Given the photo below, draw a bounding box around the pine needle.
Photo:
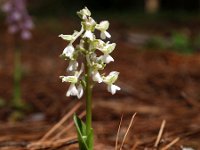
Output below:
[119,113,136,150]
[161,137,180,150]
[154,120,166,147]
[115,114,124,150]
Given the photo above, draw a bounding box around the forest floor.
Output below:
[0,19,200,150]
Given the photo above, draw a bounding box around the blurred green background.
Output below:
[2,0,200,54]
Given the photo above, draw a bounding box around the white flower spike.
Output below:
[60,7,120,100]
[60,7,120,150]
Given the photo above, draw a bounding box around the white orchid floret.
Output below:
[83,30,94,41]
[96,21,111,39]
[96,21,109,31]
[101,31,111,40]
[92,70,103,83]
[61,64,85,99]
[99,54,114,64]
[67,60,78,72]
[60,76,78,83]
[62,44,75,59]
[98,42,116,54]
[61,63,84,83]
[103,71,120,94]
[107,84,120,95]
[66,84,78,97]
[66,83,83,98]
[83,17,96,30]
[77,7,91,20]
[103,71,119,84]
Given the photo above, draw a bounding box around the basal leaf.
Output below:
[73,114,89,150]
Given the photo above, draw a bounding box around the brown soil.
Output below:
[0,20,199,150]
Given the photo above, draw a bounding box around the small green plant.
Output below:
[171,32,193,53]
[59,7,120,150]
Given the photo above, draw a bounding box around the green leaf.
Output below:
[87,128,94,150]
[73,114,89,150]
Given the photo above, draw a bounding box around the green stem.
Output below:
[13,49,22,109]
[85,57,92,137]
[85,54,93,150]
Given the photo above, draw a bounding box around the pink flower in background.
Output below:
[1,0,34,40]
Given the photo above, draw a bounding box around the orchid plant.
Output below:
[1,0,33,112]
[59,7,120,150]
